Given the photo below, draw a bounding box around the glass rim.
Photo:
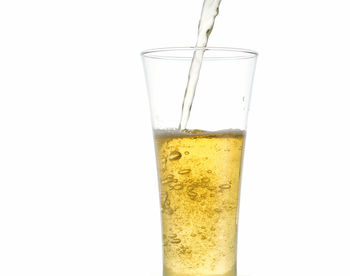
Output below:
[141,47,258,61]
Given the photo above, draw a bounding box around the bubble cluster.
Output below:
[178,245,192,255]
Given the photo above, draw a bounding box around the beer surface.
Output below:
[154,129,245,276]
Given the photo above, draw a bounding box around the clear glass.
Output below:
[142,47,257,276]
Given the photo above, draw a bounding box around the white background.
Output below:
[1,0,350,275]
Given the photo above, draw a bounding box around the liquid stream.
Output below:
[178,0,222,130]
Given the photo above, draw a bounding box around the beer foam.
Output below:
[154,128,245,138]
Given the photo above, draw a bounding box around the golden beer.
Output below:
[154,129,245,276]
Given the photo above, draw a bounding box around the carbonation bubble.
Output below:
[187,191,198,200]
[184,151,189,155]
[178,169,191,175]
[187,185,195,192]
[200,177,210,188]
[167,208,174,215]
[163,193,170,207]
[172,184,184,190]
[179,245,191,255]
[161,158,167,170]
[162,175,175,185]
[169,151,182,161]
[171,238,181,244]
[219,184,231,189]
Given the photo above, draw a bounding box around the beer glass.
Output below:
[141,47,257,276]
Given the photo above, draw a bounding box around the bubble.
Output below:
[219,184,231,189]
[162,192,171,208]
[179,245,191,254]
[161,158,167,171]
[190,233,197,237]
[169,234,177,239]
[187,191,198,200]
[184,151,189,155]
[162,175,175,185]
[200,177,210,188]
[167,179,178,189]
[166,208,174,215]
[207,170,212,173]
[207,186,216,191]
[180,245,192,255]
[171,238,181,244]
[214,208,222,213]
[169,151,182,161]
[172,184,184,190]
[187,185,195,192]
[178,169,191,175]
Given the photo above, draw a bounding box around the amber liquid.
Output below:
[154,129,245,276]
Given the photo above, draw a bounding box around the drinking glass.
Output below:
[141,47,257,276]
